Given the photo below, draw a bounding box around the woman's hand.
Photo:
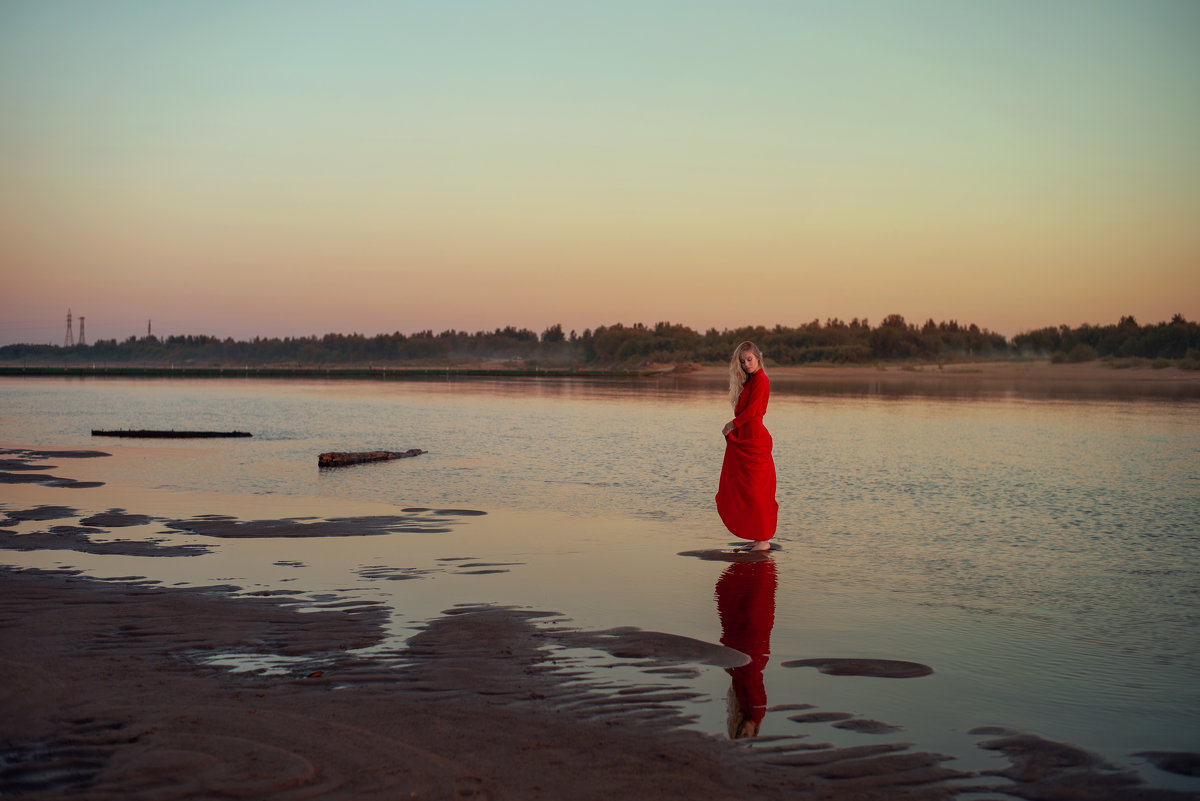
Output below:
[722,421,735,437]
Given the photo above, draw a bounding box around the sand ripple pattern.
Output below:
[5,569,1193,800]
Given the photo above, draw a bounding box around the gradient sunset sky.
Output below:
[2,1,1197,346]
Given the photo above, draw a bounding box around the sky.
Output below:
[1,0,1198,346]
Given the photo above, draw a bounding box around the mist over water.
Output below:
[2,375,1198,782]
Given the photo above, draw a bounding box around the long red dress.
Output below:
[716,558,777,728]
[715,369,778,542]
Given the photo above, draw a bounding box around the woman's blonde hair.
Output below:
[725,686,760,739]
[728,341,764,410]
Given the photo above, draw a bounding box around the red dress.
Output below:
[715,369,778,542]
[716,559,778,725]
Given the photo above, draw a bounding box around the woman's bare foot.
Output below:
[749,540,771,552]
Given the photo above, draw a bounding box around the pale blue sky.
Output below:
[2,1,1197,344]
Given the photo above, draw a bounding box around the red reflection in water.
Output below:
[716,558,777,738]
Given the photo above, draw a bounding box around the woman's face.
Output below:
[739,349,760,374]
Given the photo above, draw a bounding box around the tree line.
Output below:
[1011,315,1198,364]
[2,314,1197,368]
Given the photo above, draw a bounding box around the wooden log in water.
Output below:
[91,429,252,438]
[318,449,426,468]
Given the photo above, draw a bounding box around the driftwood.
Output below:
[318,449,425,468]
[92,429,252,439]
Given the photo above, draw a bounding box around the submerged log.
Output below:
[92,429,252,438]
[318,449,425,468]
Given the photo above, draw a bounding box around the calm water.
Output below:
[2,375,1198,787]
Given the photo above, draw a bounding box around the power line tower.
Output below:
[64,309,74,347]
[78,316,86,346]
[147,319,152,338]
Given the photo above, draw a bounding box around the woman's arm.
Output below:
[730,374,769,430]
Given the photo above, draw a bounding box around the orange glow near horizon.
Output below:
[1,2,1197,345]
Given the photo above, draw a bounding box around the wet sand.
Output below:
[0,567,937,800]
[9,567,1198,800]
[2,448,1198,799]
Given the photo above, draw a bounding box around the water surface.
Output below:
[1,375,1197,788]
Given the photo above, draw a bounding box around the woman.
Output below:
[716,341,778,551]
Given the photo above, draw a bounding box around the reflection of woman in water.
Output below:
[716,341,778,551]
[716,558,778,738]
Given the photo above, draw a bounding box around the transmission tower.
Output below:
[147,319,152,338]
[78,316,86,346]
[64,309,74,347]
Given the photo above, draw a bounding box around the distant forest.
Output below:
[3,314,1198,369]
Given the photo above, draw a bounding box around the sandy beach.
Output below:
[0,566,940,801]
[5,562,1195,801]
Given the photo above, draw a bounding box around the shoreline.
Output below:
[0,364,653,379]
[1,359,1199,386]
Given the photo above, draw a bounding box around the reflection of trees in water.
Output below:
[715,558,777,739]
